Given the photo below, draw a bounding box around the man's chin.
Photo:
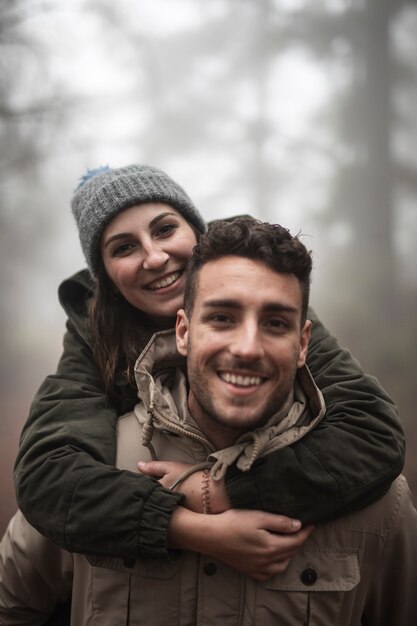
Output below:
[215,410,266,432]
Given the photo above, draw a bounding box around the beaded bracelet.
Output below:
[202,468,212,514]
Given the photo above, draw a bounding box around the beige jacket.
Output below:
[1,331,416,625]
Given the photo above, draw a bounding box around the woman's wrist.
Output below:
[137,459,231,514]
[179,470,231,514]
[168,506,212,551]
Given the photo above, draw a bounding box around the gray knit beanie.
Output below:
[71,164,206,276]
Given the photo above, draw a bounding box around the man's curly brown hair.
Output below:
[183,217,312,324]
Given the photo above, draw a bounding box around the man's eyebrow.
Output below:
[202,299,298,314]
[202,299,242,309]
[262,303,298,315]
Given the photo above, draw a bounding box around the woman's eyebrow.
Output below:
[103,232,131,248]
[103,212,177,248]
[148,212,178,228]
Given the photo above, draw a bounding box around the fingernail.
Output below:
[291,519,302,530]
[138,461,146,469]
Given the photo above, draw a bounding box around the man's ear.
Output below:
[297,319,311,368]
[176,309,189,356]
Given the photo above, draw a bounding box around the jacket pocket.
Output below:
[263,548,360,592]
[252,549,360,625]
[86,555,182,626]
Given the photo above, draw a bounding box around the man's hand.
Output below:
[138,460,231,513]
[168,507,314,581]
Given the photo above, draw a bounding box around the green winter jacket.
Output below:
[14,269,405,561]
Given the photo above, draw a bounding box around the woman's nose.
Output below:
[142,245,169,270]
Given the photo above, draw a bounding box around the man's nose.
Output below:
[142,245,169,270]
[229,321,264,360]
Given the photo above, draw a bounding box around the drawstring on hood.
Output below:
[142,409,157,461]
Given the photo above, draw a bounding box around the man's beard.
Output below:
[186,354,297,438]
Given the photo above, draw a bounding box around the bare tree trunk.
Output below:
[362,0,397,318]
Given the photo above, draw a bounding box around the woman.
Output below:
[14,164,404,566]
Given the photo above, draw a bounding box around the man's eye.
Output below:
[265,319,287,330]
[210,314,233,324]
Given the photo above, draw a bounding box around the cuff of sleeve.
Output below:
[137,484,184,559]
[224,464,262,510]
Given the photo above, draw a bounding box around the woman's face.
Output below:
[101,203,198,321]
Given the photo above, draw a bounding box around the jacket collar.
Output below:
[134,330,326,475]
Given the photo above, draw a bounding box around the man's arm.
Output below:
[0,511,73,625]
[362,475,417,625]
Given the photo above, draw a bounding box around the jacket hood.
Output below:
[58,269,95,344]
[134,329,326,479]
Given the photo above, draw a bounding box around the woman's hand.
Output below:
[138,460,194,489]
[168,506,314,581]
[138,460,231,513]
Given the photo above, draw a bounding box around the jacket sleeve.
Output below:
[225,308,405,523]
[363,475,417,625]
[14,319,183,560]
[0,510,72,625]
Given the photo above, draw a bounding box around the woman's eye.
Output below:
[112,242,135,256]
[156,223,177,237]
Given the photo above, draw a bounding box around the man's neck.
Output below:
[186,391,249,449]
[186,388,294,450]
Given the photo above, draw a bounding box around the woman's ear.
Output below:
[176,309,189,356]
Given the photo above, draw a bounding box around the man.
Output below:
[1,217,416,625]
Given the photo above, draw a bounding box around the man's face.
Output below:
[176,255,311,449]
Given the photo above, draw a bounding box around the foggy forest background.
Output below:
[1,0,417,534]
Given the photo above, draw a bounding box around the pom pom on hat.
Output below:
[75,165,111,191]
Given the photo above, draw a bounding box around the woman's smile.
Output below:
[144,269,183,291]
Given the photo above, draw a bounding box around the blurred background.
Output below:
[1,0,416,534]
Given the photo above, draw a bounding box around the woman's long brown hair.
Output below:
[88,222,202,398]
[88,263,153,400]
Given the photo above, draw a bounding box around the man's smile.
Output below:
[218,371,266,388]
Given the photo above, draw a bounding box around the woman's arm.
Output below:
[14,319,182,561]
[140,308,404,523]
[13,269,307,565]
[14,296,404,561]
[223,308,405,523]
[168,507,313,581]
